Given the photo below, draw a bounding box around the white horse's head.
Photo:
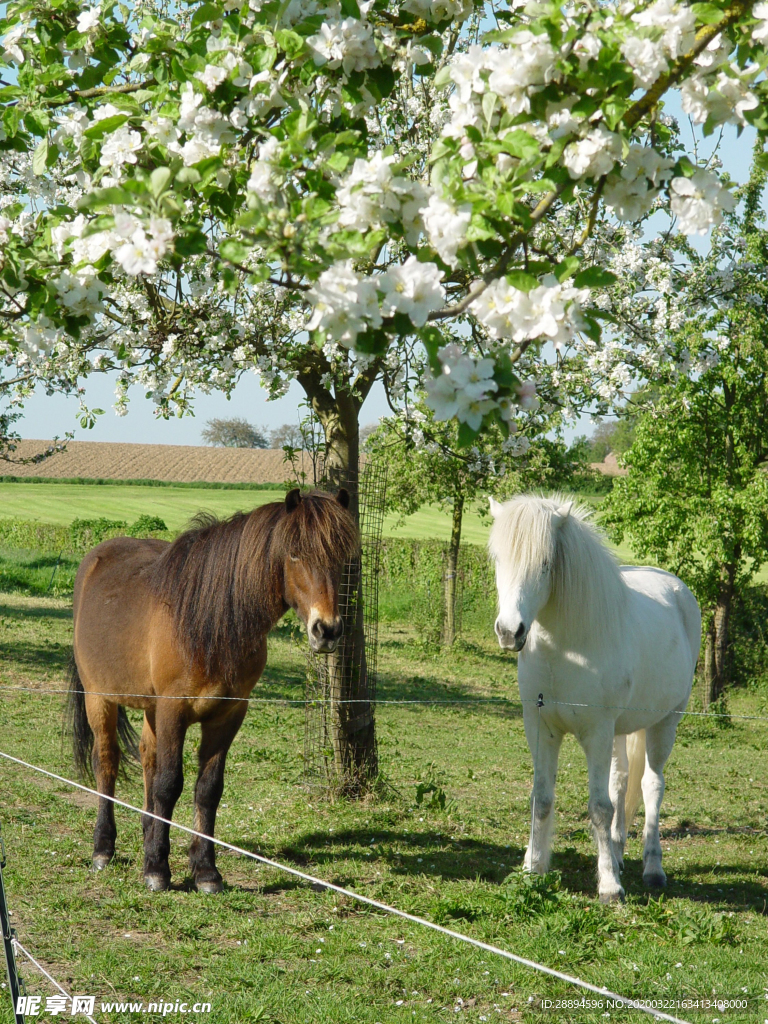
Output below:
[488,495,573,651]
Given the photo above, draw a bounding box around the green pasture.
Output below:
[0,480,638,558]
[0,588,767,1024]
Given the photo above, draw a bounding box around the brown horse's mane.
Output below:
[147,491,359,685]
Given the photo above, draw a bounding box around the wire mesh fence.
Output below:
[303,460,387,792]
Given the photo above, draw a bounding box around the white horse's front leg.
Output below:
[582,727,624,902]
[523,722,563,875]
[641,715,678,889]
[609,735,628,871]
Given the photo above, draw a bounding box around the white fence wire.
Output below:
[1,684,766,722]
[12,938,99,1024]
[0,748,695,1024]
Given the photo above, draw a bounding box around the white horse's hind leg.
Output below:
[609,735,628,871]
[641,715,678,889]
[523,725,563,875]
[581,727,624,903]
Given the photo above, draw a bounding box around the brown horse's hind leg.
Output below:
[140,711,157,846]
[189,705,248,894]
[143,705,187,892]
[86,695,120,871]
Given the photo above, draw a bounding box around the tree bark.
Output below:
[314,395,377,792]
[703,566,735,708]
[443,491,464,646]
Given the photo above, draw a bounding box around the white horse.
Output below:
[489,494,701,902]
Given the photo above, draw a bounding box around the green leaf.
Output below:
[500,129,540,161]
[77,187,135,210]
[150,167,173,197]
[2,106,20,139]
[275,29,304,58]
[191,3,223,26]
[690,2,725,24]
[83,114,129,139]
[32,138,49,176]
[554,256,580,282]
[482,90,498,128]
[573,267,617,288]
[433,64,453,90]
[219,238,252,263]
[505,270,538,292]
[457,420,479,448]
[24,108,51,136]
[419,326,444,375]
[175,167,202,185]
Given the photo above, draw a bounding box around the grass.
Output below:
[0,481,639,556]
[0,587,767,1024]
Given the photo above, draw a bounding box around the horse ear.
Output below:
[336,487,350,509]
[489,496,503,519]
[285,488,302,512]
[555,501,573,526]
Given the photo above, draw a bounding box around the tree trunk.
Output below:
[315,395,378,793]
[443,492,464,646]
[703,566,735,708]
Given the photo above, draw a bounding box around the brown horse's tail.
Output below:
[65,655,140,780]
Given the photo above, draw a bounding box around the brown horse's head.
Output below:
[279,488,358,653]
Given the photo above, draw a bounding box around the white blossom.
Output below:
[307,17,380,75]
[621,36,668,89]
[563,126,621,179]
[471,275,588,349]
[753,2,768,43]
[196,64,229,91]
[307,261,382,347]
[380,257,445,327]
[99,127,142,169]
[76,7,101,33]
[670,170,735,235]
[425,344,498,429]
[421,195,471,267]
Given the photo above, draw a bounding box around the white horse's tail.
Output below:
[624,729,646,827]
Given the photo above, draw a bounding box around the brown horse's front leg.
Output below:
[143,707,187,892]
[86,696,120,871]
[189,704,248,894]
[140,711,157,846]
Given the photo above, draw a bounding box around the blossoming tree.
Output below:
[601,146,768,708]
[2,0,768,781]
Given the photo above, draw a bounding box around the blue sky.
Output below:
[16,95,758,446]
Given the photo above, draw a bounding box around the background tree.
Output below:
[584,416,638,464]
[368,388,580,645]
[269,424,305,450]
[602,150,768,707]
[201,417,268,448]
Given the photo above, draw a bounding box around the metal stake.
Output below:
[0,825,24,1023]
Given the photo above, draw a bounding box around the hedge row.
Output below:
[0,516,171,554]
[0,517,495,595]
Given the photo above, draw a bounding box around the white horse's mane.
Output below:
[489,493,627,640]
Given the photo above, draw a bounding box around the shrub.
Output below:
[126,514,168,536]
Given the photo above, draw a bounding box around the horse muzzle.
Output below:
[495,618,528,652]
[308,616,343,654]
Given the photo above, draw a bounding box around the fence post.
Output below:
[0,824,25,1023]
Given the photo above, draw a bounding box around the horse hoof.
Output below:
[643,871,667,890]
[92,854,112,871]
[195,879,223,895]
[599,889,625,904]
[144,873,170,892]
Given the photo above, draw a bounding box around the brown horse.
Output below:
[67,488,358,893]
